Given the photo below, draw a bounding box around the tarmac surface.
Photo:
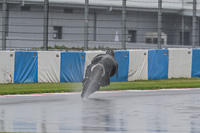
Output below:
[0,88,200,133]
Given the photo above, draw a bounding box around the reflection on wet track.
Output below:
[0,89,200,133]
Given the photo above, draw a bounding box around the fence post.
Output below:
[181,12,184,45]
[43,0,49,51]
[2,0,7,50]
[84,0,89,51]
[93,12,97,41]
[192,0,197,48]
[122,0,126,50]
[157,0,162,49]
[181,0,184,46]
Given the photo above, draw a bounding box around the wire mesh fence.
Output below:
[0,0,199,50]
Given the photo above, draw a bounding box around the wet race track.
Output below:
[0,89,200,133]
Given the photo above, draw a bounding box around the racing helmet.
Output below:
[106,49,115,57]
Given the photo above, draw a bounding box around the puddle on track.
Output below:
[0,89,200,133]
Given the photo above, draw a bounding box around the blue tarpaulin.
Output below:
[148,49,168,80]
[14,51,38,83]
[60,52,86,82]
[111,50,129,82]
[192,49,200,78]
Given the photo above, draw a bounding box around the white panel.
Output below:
[0,51,15,83]
[38,51,61,83]
[84,51,106,76]
[128,50,148,81]
[168,48,192,78]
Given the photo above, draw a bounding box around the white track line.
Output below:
[0,88,200,98]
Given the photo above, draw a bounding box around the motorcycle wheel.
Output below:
[81,65,102,99]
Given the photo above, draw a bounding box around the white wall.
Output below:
[128,50,148,81]
[168,48,192,78]
[0,51,15,83]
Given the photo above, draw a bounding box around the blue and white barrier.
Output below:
[148,49,168,80]
[60,51,85,82]
[168,48,192,79]
[0,51,15,83]
[192,49,200,78]
[1,49,200,84]
[128,50,148,81]
[14,51,38,83]
[38,51,60,83]
[111,50,129,82]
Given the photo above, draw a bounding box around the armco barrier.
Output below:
[1,49,200,84]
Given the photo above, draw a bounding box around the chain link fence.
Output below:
[0,0,199,50]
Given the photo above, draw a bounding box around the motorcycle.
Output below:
[81,65,103,99]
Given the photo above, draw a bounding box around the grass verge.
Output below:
[0,78,200,95]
